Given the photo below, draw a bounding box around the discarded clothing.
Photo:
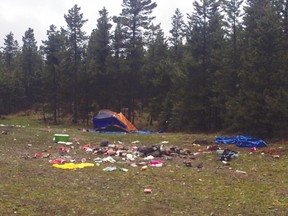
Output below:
[214,135,268,148]
[220,149,238,161]
[102,166,117,172]
[52,163,95,170]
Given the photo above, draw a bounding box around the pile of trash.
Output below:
[49,140,201,168]
[23,133,280,173]
[25,134,228,170]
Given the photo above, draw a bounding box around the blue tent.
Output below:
[93,110,137,132]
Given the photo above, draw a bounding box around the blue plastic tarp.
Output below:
[214,135,268,148]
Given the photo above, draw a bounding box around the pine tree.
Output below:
[110,17,130,111]
[226,0,284,137]
[184,0,225,130]
[3,32,19,68]
[115,0,157,122]
[21,28,42,105]
[223,0,244,70]
[169,8,185,61]
[143,28,170,125]
[64,4,87,123]
[1,32,23,113]
[42,25,65,123]
[219,0,244,122]
[86,7,112,110]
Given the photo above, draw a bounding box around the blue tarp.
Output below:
[214,135,268,148]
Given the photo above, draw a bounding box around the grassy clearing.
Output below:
[0,114,287,216]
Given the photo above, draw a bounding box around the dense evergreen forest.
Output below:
[0,0,288,137]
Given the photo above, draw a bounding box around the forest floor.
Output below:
[0,113,287,216]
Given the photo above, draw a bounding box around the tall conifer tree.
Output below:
[115,0,157,122]
[64,4,87,123]
[21,28,42,105]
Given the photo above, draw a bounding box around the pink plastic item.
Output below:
[149,160,163,167]
[144,188,152,193]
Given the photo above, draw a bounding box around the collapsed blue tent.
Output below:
[214,135,268,148]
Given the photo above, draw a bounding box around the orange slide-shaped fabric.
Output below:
[115,112,137,131]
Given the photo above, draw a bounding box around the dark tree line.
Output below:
[1,0,288,137]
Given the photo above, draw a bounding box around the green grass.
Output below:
[0,114,287,216]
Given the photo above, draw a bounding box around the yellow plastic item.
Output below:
[52,163,95,170]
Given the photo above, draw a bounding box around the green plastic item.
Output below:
[54,134,70,143]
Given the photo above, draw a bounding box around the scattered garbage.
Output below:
[119,167,129,172]
[53,134,70,143]
[272,155,280,159]
[80,143,91,150]
[42,153,51,158]
[207,145,219,151]
[94,157,103,164]
[34,153,41,158]
[196,163,203,169]
[25,132,285,175]
[235,170,247,174]
[222,161,229,165]
[49,158,66,164]
[183,161,192,167]
[140,165,148,170]
[57,141,73,146]
[143,155,154,160]
[149,160,163,167]
[126,153,136,161]
[130,163,138,168]
[103,166,117,172]
[219,149,238,161]
[102,156,116,163]
[53,163,95,170]
[100,140,109,147]
[144,188,152,194]
[216,149,224,155]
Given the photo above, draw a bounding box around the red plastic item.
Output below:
[49,158,65,164]
[80,143,91,150]
[34,153,41,158]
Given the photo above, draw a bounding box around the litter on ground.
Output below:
[53,163,95,170]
